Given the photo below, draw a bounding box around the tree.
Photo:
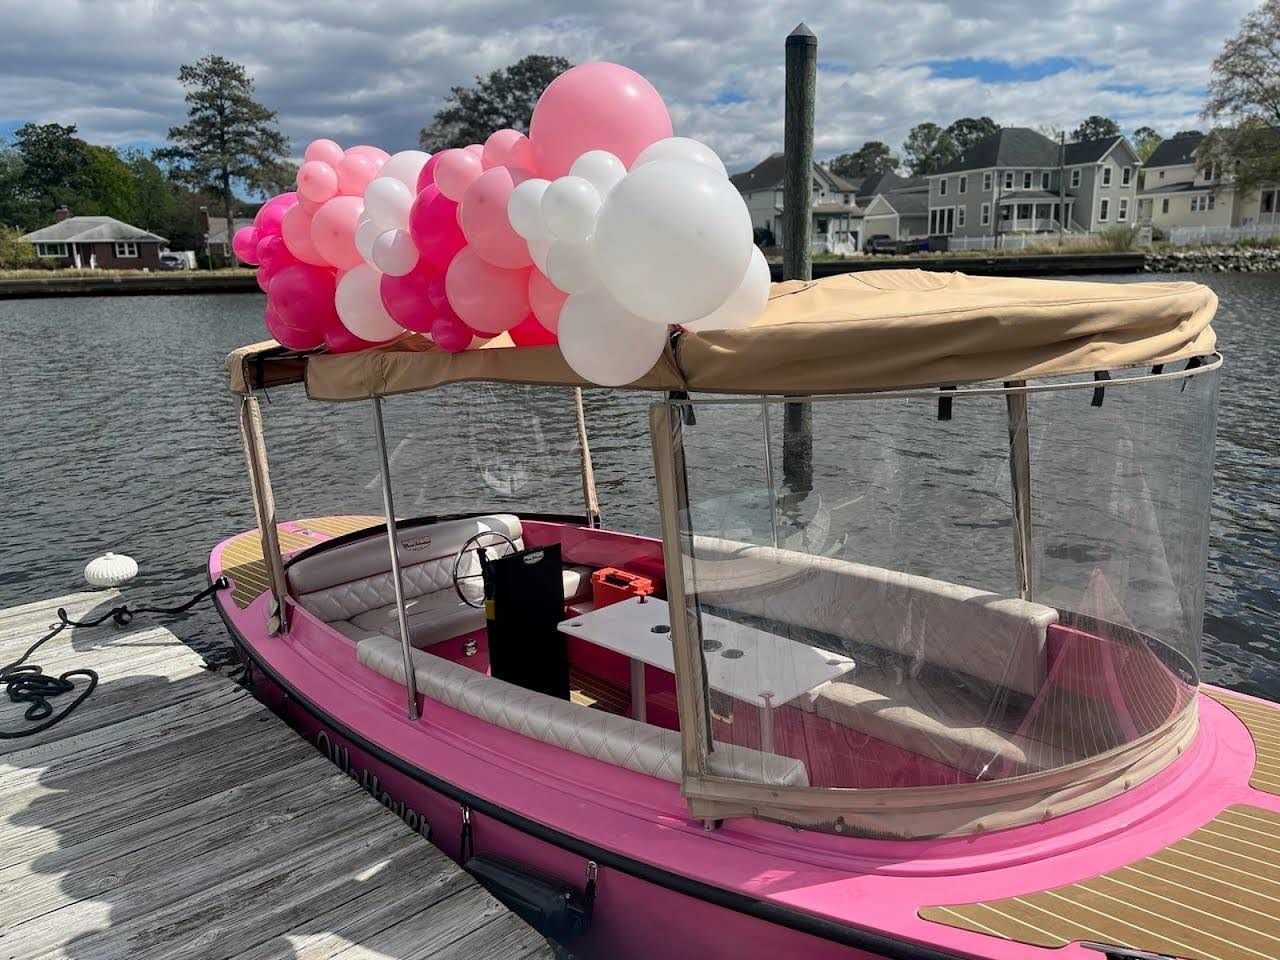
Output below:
[827,141,898,180]
[1132,125,1163,161]
[1070,115,1122,142]
[1172,129,1204,139]
[79,146,139,221]
[419,55,572,151]
[0,225,37,269]
[944,116,999,154]
[12,123,89,216]
[1202,0,1280,192]
[902,122,957,176]
[159,55,289,262]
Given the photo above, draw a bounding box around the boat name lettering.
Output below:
[316,729,431,839]
[401,536,432,551]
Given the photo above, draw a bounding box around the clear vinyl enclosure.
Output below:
[655,360,1219,836]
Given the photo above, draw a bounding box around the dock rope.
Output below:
[0,578,229,739]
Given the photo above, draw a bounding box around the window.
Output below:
[957,206,966,227]
[35,242,68,258]
[1121,166,1132,186]
[1190,195,1216,213]
[1118,198,1128,221]
[1102,166,1113,187]
[1041,171,1051,190]
[1023,171,1033,189]
[939,178,948,197]
[1158,171,1165,180]
[1263,190,1276,214]
[1099,198,1110,221]
[1004,171,1015,190]
[958,175,967,194]
[983,171,993,191]
[1161,198,1170,214]
[1201,165,1215,182]
[928,207,956,235]
[981,202,991,225]
[114,241,139,258]
[1071,168,1081,188]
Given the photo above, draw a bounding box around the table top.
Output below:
[558,596,854,708]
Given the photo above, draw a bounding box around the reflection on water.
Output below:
[0,274,1275,697]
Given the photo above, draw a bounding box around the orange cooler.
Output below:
[591,567,656,608]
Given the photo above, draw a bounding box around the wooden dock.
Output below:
[0,590,553,960]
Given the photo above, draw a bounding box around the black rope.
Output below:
[0,577,230,740]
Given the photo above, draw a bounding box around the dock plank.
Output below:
[0,590,551,960]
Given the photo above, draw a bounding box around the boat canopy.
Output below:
[227,270,1217,399]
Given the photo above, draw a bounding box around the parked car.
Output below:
[863,234,897,255]
[158,253,188,271]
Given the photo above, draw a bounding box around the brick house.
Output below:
[21,208,167,269]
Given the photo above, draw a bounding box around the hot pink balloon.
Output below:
[255,235,296,292]
[426,274,450,314]
[322,311,380,353]
[266,263,337,347]
[336,150,383,196]
[528,268,568,333]
[509,313,558,346]
[264,304,324,351]
[281,205,328,266]
[445,247,530,335]
[433,148,484,202]
[407,185,466,271]
[417,154,441,193]
[459,166,533,269]
[430,312,474,353]
[297,160,338,203]
[483,129,536,172]
[311,195,365,270]
[530,62,673,177]
[304,139,344,166]
[379,261,439,333]
[254,192,297,239]
[232,226,261,264]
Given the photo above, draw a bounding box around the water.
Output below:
[0,274,1276,697]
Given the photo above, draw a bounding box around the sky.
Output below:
[0,0,1257,173]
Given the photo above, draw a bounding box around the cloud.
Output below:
[0,0,1255,172]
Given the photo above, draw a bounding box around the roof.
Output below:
[1062,137,1125,165]
[813,201,860,214]
[21,216,167,244]
[855,171,912,199]
[998,190,1075,202]
[935,128,1060,174]
[207,216,256,246]
[730,154,857,194]
[1145,134,1204,168]
[876,186,929,216]
[228,271,1216,400]
[1138,181,1214,196]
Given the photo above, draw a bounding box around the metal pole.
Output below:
[371,397,420,720]
[1058,132,1066,247]
[760,398,779,548]
[1005,384,1033,600]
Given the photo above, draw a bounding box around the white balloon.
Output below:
[546,240,598,294]
[508,178,550,240]
[355,216,381,264]
[372,228,419,276]
[569,150,626,197]
[379,149,431,190]
[592,160,752,325]
[335,264,403,342]
[559,289,669,386]
[632,137,728,178]
[528,237,552,275]
[363,177,414,231]
[685,246,771,332]
[541,176,601,242]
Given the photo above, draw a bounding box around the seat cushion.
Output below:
[351,591,487,649]
[561,564,595,603]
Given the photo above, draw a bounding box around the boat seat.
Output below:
[357,635,809,788]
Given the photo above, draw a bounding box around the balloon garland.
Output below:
[237,61,770,386]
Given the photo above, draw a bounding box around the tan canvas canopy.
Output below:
[228,269,1217,399]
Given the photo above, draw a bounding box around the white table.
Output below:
[559,597,854,752]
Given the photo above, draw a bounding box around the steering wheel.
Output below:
[452,531,519,607]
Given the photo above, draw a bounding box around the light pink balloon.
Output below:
[310,195,366,270]
[465,143,485,160]
[417,154,441,193]
[529,62,673,178]
[528,268,568,333]
[407,185,466,271]
[297,161,338,203]
[379,261,439,333]
[347,144,391,165]
[444,247,530,334]
[434,149,484,202]
[298,195,323,215]
[304,139,344,166]
[254,192,297,239]
[459,166,533,269]
[281,205,329,266]
[483,129,536,172]
[233,226,261,264]
[336,151,383,197]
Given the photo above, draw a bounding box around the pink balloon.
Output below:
[430,312,474,353]
[254,192,297,238]
[304,139,344,166]
[264,304,324,351]
[336,151,383,196]
[298,195,322,215]
[445,247,530,335]
[407,185,466,271]
[322,312,381,353]
[310,195,365,270]
[426,274,450,314]
[465,143,485,159]
[417,154,441,193]
[297,161,338,203]
[232,226,261,264]
[379,261,439,333]
[530,62,673,177]
[255,235,296,292]
[509,313,558,346]
[347,144,391,165]
[528,268,568,333]
[281,205,329,266]
[483,129,536,172]
[459,166,533,269]
[434,148,484,201]
[266,263,337,348]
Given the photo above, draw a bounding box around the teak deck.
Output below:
[0,590,553,960]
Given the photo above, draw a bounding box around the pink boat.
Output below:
[213,271,1279,960]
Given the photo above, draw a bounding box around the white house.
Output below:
[731,154,860,252]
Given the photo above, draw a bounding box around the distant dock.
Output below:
[0,271,259,299]
[0,589,552,960]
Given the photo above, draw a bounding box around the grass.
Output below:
[0,267,256,280]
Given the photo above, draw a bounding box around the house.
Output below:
[201,207,256,263]
[730,153,860,252]
[852,171,913,208]
[924,128,1140,244]
[1137,132,1280,234]
[20,208,167,269]
[860,180,929,243]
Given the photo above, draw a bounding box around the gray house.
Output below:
[860,179,929,243]
[924,128,1140,245]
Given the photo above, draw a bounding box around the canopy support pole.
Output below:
[370,397,420,721]
[573,387,602,528]
[760,398,780,548]
[1006,384,1033,600]
[238,395,290,635]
